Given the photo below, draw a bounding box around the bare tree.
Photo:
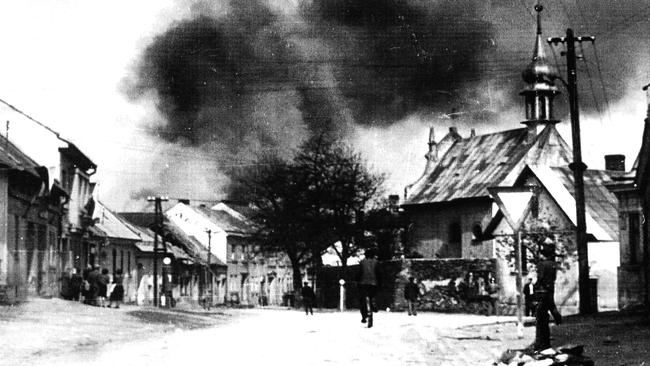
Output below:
[230,136,385,290]
[294,136,385,270]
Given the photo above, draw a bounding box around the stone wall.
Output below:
[316,258,498,314]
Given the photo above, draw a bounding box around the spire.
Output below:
[425,127,437,165]
[533,4,546,60]
[522,4,559,88]
[520,2,560,143]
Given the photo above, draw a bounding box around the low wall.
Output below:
[316,258,498,314]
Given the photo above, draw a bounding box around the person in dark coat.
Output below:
[98,268,110,307]
[404,277,419,316]
[60,269,72,300]
[70,268,83,302]
[534,242,562,351]
[358,249,380,326]
[108,269,125,308]
[84,266,100,306]
[524,277,535,316]
[301,282,315,315]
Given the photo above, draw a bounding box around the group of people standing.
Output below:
[60,266,125,308]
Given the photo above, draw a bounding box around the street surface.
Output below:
[0,299,533,366]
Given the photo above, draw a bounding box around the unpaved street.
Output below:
[7,300,531,366]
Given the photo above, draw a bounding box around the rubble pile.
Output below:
[494,345,594,366]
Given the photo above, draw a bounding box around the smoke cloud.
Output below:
[125,0,649,197]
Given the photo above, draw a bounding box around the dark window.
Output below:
[629,213,640,264]
[471,223,482,242]
[128,252,131,274]
[449,222,462,244]
[112,248,117,273]
[449,222,462,257]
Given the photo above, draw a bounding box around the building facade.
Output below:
[165,202,293,306]
[0,135,67,302]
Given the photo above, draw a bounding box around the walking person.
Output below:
[70,268,83,302]
[404,277,420,316]
[108,269,125,309]
[301,282,315,315]
[98,268,110,307]
[486,273,499,315]
[86,266,100,306]
[60,268,72,300]
[534,241,562,351]
[524,277,535,317]
[358,248,380,327]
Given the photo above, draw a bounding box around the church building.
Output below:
[402,5,572,260]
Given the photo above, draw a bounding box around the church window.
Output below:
[449,222,462,257]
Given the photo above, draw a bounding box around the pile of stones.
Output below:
[494,345,594,366]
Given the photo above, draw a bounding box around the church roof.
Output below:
[546,166,619,241]
[404,125,571,205]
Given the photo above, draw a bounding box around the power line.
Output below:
[589,41,613,124]
[578,43,604,127]
[0,98,70,144]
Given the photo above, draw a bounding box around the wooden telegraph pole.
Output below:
[147,196,168,307]
[205,229,212,310]
[548,29,595,314]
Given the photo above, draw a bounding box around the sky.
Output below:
[0,0,647,211]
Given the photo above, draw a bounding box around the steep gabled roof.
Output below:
[404,125,572,205]
[156,221,224,265]
[119,211,224,266]
[196,204,258,236]
[0,134,44,179]
[485,165,619,242]
[93,201,142,241]
[547,166,619,241]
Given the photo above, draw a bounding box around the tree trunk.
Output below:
[288,254,302,308]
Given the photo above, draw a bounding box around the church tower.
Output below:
[520,4,560,142]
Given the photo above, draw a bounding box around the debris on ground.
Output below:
[493,344,594,366]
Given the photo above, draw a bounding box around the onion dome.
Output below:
[521,4,560,92]
[520,3,560,127]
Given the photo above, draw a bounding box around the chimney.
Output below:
[178,199,190,205]
[604,154,625,172]
[449,126,458,134]
[388,194,399,207]
[470,129,476,138]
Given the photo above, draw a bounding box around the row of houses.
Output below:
[0,128,294,306]
[399,8,650,313]
[0,135,96,302]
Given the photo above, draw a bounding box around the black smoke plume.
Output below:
[127,0,649,155]
[127,0,498,151]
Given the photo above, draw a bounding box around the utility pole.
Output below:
[147,196,168,307]
[548,29,595,314]
[205,229,212,310]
